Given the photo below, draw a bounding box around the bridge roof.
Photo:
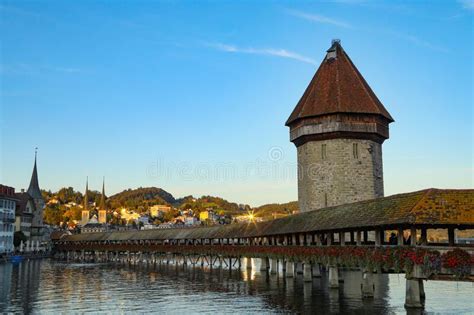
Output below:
[62,189,474,243]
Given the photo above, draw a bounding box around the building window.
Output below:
[321,144,327,160]
[353,143,359,159]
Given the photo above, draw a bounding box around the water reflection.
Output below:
[0,259,473,314]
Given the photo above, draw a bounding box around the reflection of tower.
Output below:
[81,177,89,225]
[28,149,45,241]
[98,177,107,224]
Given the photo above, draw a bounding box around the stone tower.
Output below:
[81,177,90,225]
[27,149,45,241]
[286,40,394,212]
[98,177,107,224]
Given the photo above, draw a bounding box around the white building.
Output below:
[185,216,199,226]
[0,185,17,254]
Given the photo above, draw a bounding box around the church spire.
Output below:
[99,177,106,210]
[27,147,43,200]
[83,177,89,210]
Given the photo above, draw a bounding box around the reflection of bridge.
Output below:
[54,188,474,309]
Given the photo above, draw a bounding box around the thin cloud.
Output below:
[287,9,352,28]
[208,43,317,65]
[382,30,450,53]
[458,0,474,10]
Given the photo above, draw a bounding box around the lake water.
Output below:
[0,259,472,314]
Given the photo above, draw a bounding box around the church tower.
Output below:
[98,177,107,224]
[28,149,45,241]
[81,178,90,225]
[286,40,394,212]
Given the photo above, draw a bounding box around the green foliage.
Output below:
[163,208,179,222]
[253,201,299,219]
[108,187,176,211]
[43,205,65,226]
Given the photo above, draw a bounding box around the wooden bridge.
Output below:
[54,188,474,309]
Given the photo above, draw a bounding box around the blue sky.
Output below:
[1,0,472,206]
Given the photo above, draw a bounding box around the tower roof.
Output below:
[286,40,394,126]
[27,149,43,200]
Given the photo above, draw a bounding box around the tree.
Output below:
[43,206,64,226]
[163,208,179,222]
[63,206,82,222]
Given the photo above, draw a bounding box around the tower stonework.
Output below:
[287,40,393,212]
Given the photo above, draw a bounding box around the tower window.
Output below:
[353,143,359,159]
[321,144,327,160]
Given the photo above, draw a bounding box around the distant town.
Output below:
[43,182,297,235]
[0,154,298,256]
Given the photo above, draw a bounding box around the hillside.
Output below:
[108,187,176,209]
[254,201,299,219]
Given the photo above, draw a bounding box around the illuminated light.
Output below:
[247,211,255,222]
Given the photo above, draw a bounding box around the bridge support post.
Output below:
[312,263,321,277]
[316,234,322,246]
[398,227,404,246]
[356,231,362,246]
[328,266,339,289]
[270,259,278,274]
[285,261,294,278]
[361,270,375,298]
[375,229,382,246]
[410,227,417,246]
[327,233,333,246]
[260,257,269,271]
[246,257,252,270]
[296,262,304,274]
[448,227,455,246]
[405,278,424,309]
[420,228,427,246]
[303,263,312,282]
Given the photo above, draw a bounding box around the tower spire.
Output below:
[99,176,106,210]
[27,147,42,199]
[83,177,89,210]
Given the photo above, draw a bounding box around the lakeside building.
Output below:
[199,210,219,223]
[0,185,17,254]
[14,191,35,239]
[150,205,171,218]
